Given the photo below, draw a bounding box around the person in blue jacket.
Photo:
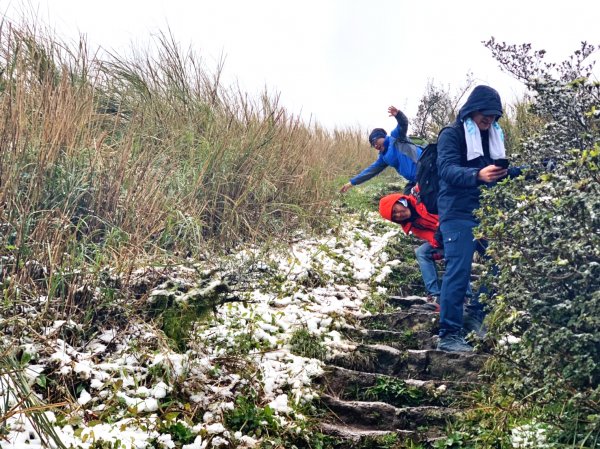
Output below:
[436,85,521,352]
[340,106,421,195]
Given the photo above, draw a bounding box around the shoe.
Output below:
[437,333,473,352]
[413,302,440,312]
[463,307,487,339]
[426,294,440,304]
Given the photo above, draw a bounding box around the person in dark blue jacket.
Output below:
[340,106,421,195]
[436,85,521,352]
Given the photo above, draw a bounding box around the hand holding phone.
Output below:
[478,161,510,182]
[494,158,509,169]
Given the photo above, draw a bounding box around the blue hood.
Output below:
[457,85,503,122]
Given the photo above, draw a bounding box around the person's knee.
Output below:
[415,244,427,259]
[415,245,423,257]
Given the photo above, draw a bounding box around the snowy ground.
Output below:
[0,211,403,448]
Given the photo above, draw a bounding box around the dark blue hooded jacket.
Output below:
[436,85,520,223]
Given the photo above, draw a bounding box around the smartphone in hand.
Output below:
[494,158,509,169]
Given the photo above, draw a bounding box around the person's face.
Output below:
[391,202,411,223]
[471,112,497,131]
[373,137,385,152]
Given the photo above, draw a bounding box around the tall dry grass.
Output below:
[0,19,372,434]
[0,18,371,277]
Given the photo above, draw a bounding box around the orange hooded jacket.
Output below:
[379,191,440,248]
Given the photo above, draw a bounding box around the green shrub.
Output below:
[477,39,600,446]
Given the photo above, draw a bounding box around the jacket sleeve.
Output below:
[350,156,388,185]
[437,127,480,187]
[390,110,409,141]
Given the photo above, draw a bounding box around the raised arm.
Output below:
[388,106,409,141]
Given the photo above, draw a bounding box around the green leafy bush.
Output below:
[477,40,600,446]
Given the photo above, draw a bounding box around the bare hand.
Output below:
[388,106,399,117]
[477,165,508,183]
[339,182,353,193]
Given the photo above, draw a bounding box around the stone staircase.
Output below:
[314,295,488,448]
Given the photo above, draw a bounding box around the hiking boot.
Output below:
[463,307,487,339]
[413,302,440,312]
[437,333,473,352]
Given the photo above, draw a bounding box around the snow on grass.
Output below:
[0,212,402,448]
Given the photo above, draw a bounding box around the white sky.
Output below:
[3,0,600,132]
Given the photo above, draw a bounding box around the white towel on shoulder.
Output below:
[463,118,505,161]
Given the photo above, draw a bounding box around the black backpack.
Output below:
[413,126,459,215]
[414,142,440,214]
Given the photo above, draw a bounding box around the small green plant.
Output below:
[163,421,195,445]
[356,432,400,449]
[224,392,278,437]
[432,431,472,448]
[360,377,425,407]
[88,440,124,449]
[316,244,348,266]
[378,238,427,297]
[230,329,272,355]
[362,292,396,314]
[146,286,215,352]
[288,327,326,360]
[297,263,330,289]
[397,330,418,349]
[354,232,373,249]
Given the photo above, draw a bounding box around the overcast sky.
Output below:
[4,0,600,132]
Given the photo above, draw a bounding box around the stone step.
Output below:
[362,329,437,350]
[316,365,473,407]
[318,422,413,446]
[361,310,439,333]
[341,327,436,350]
[321,394,458,431]
[319,422,445,449]
[327,344,487,381]
[387,295,430,309]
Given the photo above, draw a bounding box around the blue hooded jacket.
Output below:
[436,85,520,223]
[350,110,422,185]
